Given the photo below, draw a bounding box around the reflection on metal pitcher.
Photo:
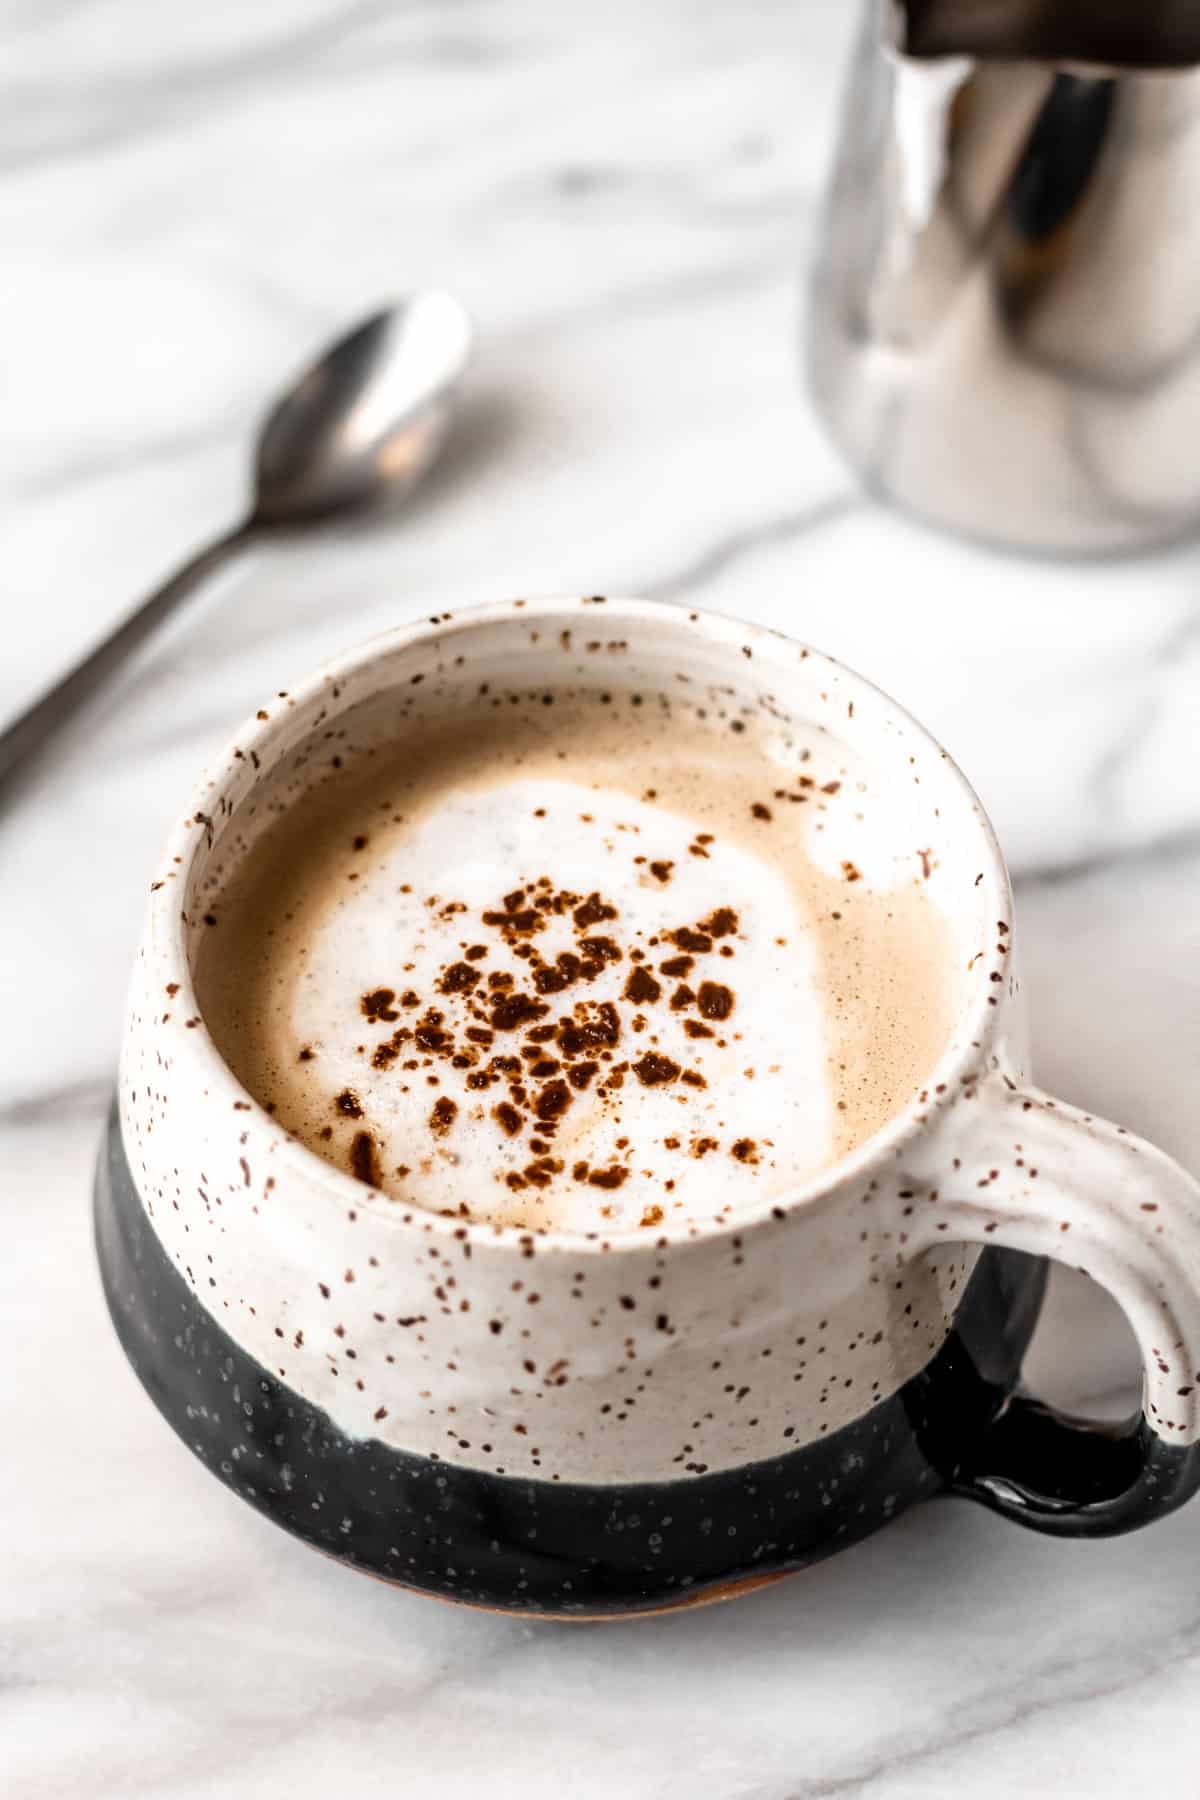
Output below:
[809,0,1200,552]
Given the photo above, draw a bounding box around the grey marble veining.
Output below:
[3,3,1200,1795]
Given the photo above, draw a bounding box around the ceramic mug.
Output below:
[96,597,1200,1619]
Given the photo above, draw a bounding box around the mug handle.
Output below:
[902,1078,1200,1535]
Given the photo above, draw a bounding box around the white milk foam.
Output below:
[196,694,956,1232]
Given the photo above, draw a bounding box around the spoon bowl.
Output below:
[253,292,474,526]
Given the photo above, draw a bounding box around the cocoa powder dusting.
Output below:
[574,892,618,929]
[490,992,550,1031]
[325,840,759,1209]
[361,988,398,1022]
[439,961,481,995]
[429,1096,458,1137]
[535,1079,572,1123]
[700,907,739,938]
[669,926,712,954]
[624,964,662,1004]
[697,981,734,1021]
[350,1131,382,1186]
[587,1165,630,1190]
[633,1052,680,1087]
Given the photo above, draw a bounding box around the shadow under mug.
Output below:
[96,597,1200,1618]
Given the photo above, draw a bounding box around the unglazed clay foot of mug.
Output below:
[96,597,1200,1617]
[341,1553,793,1622]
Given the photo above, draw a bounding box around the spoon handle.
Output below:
[0,520,252,799]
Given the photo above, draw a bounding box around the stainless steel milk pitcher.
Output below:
[808,1,1200,552]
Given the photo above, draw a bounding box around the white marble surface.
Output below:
[4,3,1200,1795]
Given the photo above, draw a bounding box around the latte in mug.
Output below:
[197,678,957,1232]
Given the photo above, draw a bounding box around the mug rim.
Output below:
[140,594,1012,1255]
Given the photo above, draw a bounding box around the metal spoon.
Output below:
[0,291,473,794]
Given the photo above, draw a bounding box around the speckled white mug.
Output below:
[96,597,1200,1618]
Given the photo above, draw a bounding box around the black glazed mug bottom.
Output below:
[95,1105,1047,1619]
